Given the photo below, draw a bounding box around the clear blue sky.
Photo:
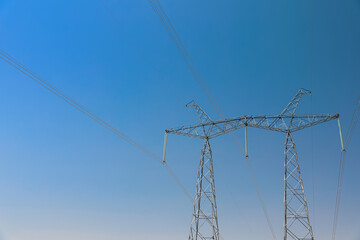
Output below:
[0,0,359,239]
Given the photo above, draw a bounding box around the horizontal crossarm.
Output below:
[165,114,339,139]
[289,114,339,132]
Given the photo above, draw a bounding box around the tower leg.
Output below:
[284,133,314,240]
[189,139,219,240]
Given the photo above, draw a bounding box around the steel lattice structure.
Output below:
[163,89,343,240]
[186,100,220,240]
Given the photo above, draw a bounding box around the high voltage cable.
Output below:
[0,48,196,204]
[309,0,316,229]
[147,0,224,118]
[146,1,277,239]
[0,49,158,161]
[344,96,360,147]
[0,48,226,238]
[331,151,346,240]
[231,135,278,240]
[331,96,360,240]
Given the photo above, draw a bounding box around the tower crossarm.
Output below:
[288,113,339,132]
[165,114,339,139]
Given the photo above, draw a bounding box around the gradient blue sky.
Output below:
[0,0,359,239]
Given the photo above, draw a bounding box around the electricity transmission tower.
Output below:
[163,89,344,240]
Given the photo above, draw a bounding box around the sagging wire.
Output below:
[331,96,360,240]
[0,48,195,205]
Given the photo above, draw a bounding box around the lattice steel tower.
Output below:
[175,100,220,240]
[163,89,344,240]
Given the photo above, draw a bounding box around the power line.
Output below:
[344,96,360,147]
[0,48,195,205]
[0,48,227,238]
[331,96,360,240]
[246,160,278,239]
[309,0,316,230]
[0,49,158,161]
[331,151,346,240]
[231,134,278,240]
[147,0,224,118]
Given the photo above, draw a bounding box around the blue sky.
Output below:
[0,0,359,239]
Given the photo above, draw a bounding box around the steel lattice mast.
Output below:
[281,89,314,240]
[163,89,344,240]
[186,100,220,240]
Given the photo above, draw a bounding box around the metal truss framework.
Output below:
[284,132,313,240]
[189,138,220,240]
[164,89,343,240]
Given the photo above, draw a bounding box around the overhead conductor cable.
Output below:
[0,48,195,202]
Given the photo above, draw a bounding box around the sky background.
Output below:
[0,0,359,239]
